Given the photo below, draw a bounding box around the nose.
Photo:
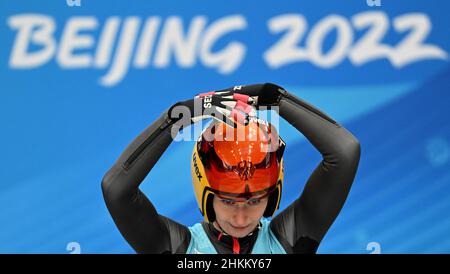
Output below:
[232,204,249,227]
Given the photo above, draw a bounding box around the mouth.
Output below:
[229,224,251,231]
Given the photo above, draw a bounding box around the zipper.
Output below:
[122,117,172,170]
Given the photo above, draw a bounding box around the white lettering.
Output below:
[391,13,448,67]
[8,14,56,68]
[100,17,141,86]
[349,12,392,66]
[66,0,81,7]
[6,12,448,87]
[94,17,120,68]
[57,17,97,68]
[154,16,206,68]
[306,14,352,68]
[264,14,308,68]
[200,15,247,74]
[177,258,211,271]
[134,17,161,68]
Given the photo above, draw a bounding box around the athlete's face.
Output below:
[212,195,268,238]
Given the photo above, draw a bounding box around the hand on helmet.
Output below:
[212,83,287,109]
[169,91,256,128]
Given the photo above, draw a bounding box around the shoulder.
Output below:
[188,222,204,233]
[188,222,209,242]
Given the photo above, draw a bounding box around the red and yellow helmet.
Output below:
[191,118,285,222]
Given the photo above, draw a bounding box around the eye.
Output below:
[247,198,261,206]
[221,199,235,206]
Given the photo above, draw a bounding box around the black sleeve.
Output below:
[269,91,361,253]
[101,109,191,254]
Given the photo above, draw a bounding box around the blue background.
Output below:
[0,0,449,253]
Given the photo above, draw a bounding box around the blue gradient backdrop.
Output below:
[0,0,449,253]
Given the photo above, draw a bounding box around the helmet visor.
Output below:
[198,122,285,198]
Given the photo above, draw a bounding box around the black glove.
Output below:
[211,83,287,108]
[168,91,256,128]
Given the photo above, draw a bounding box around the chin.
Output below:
[228,226,253,238]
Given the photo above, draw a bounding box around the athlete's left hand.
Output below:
[210,83,287,108]
[194,90,257,123]
[168,91,256,129]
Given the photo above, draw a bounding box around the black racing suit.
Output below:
[101,90,361,254]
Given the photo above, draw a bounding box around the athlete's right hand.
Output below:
[168,92,256,128]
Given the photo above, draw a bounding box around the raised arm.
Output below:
[219,83,361,253]
[274,89,360,253]
[101,93,255,253]
[101,109,189,253]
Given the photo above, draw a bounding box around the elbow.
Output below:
[101,171,112,201]
[101,167,119,203]
[336,133,361,169]
[101,165,130,207]
[101,173,110,196]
